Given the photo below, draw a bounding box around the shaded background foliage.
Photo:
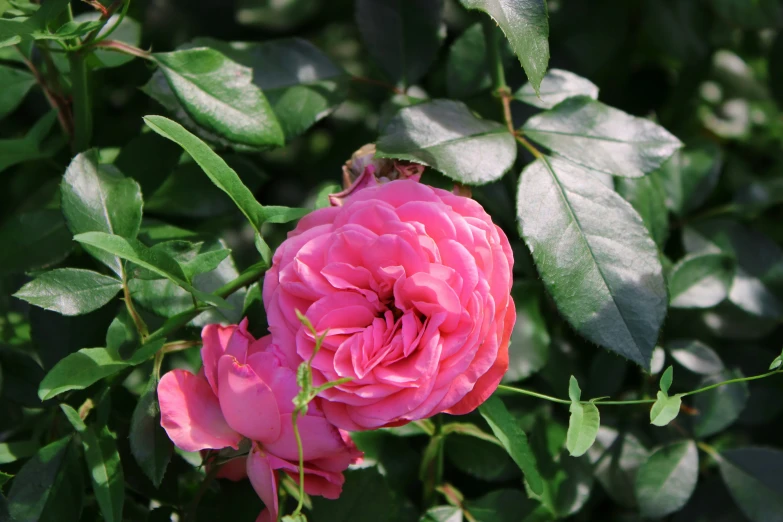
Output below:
[1,0,783,521]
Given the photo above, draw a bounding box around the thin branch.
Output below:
[351,75,404,96]
[15,46,73,139]
[88,39,152,60]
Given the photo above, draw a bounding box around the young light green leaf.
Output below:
[81,426,124,522]
[460,0,549,94]
[153,48,284,148]
[649,391,682,426]
[523,97,683,178]
[143,115,306,231]
[635,440,698,518]
[668,339,724,375]
[566,401,600,457]
[0,64,35,119]
[693,369,749,438]
[0,209,73,276]
[73,231,229,309]
[515,69,598,109]
[668,253,735,309]
[61,149,144,276]
[130,374,173,487]
[517,156,666,369]
[14,268,122,316]
[660,365,674,394]
[191,37,349,140]
[420,506,463,522]
[376,99,516,185]
[568,375,581,403]
[7,436,84,522]
[770,349,783,371]
[478,396,543,495]
[719,447,783,522]
[59,404,87,433]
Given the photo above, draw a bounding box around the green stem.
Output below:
[515,134,544,159]
[67,6,92,152]
[291,410,306,516]
[122,268,149,338]
[482,17,507,91]
[499,369,781,407]
[88,39,151,60]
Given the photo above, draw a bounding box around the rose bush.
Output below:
[263,178,515,430]
[158,319,362,522]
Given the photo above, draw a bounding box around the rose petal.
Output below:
[217,356,281,443]
[247,447,278,522]
[264,414,350,462]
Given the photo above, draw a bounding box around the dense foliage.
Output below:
[1,0,783,521]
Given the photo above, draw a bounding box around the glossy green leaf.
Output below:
[191,37,349,140]
[616,172,669,248]
[143,115,306,230]
[147,240,230,281]
[517,156,666,369]
[81,426,124,522]
[503,284,550,383]
[684,219,783,318]
[130,374,173,487]
[460,0,549,93]
[61,150,144,276]
[668,253,735,309]
[376,99,516,185]
[153,48,284,148]
[587,427,650,508]
[445,433,518,482]
[7,436,84,522]
[355,0,443,87]
[649,391,682,426]
[0,209,72,276]
[693,368,748,437]
[657,146,722,215]
[0,64,34,119]
[73,231,229,309]
[446,23,491,99]
[635,440,698,518]
[668,339,724,375]
[566,398,600,457]
[0,110,63,173]
[515,68,598,109]
[38,339,165,401]
[719,447,783,522]
[14,268,122,316]
[478,396,543,494]
[523,97,682,177]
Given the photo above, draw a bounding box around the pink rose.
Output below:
[158,319,362,522]
[263,179,515,431]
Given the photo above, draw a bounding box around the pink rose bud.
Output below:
[158,319,362,522]
[329,144,425,207]
[263,179,516,431]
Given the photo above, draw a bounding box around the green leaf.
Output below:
[668,339,725,375]
[693,368,749,438]
[355,0,443,87]
[0,64,35,119]
[81,426,124,522]
[635,440,698,518]
[566,401,600,458]
[191,37,349,141]
[73,232,229,309]
[668,253,735,309]
[7,436,84,522]
[310,468,393,522]
[153,47,284,148]
[147,240,230,281]
[130,374,173,487]
[616,172,669,248]
[660,365,674,394]
[446,23,492,99]
[61,150,144,276]
[0,471,12,489]
[0,441,38,465]
[649,391,682,426]
[37,340,165,401]
[376,99,516,185]
[503,284,550,383]
[719,447,783,522]
[420,506,462,522]
[0,209,73,276]
[143,115,306,231]
[460,0,550,93]
[523,97,682,178]
[515,69,598,109]
[517,156,666,369]
[684,219,783,319]
[711,0,781,29]
[587,427,650,508]
[75,12,141,69]
[478,396,543,495]
[59,404,87,432]
[0,110,63,173]
[465,488,542,522]
[657,145,722,215]
[13,268,122,316]
[567,375,581,403]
